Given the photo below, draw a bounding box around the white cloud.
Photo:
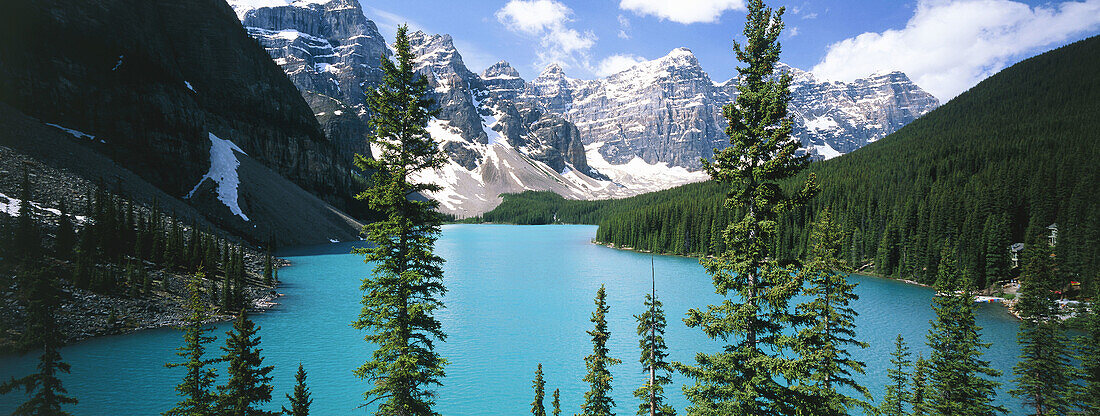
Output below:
[619,0,746,24]
[811,0,1100,101]
[496,0,597,71]
[618,15,632,39]
[595,54,647,76]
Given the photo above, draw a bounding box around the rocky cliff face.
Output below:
[523,48,729,169]
[521,48,940,169]
[234,0,390,167]
[0,0,361,244]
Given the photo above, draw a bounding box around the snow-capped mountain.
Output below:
[235,0,390,165]
[229,0,938,216]
[523,48,940,168]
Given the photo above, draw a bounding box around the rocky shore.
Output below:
[0,257,288,349]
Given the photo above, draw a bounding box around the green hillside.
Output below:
[482,35,1100,291]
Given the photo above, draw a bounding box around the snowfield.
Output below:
[186,132,250,221]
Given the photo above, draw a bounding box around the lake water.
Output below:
[0,224,1027,414]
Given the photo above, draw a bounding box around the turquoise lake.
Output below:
[1,224,1027,414]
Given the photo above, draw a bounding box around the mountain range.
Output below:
[0,0,941,247]
[230,0,939,216]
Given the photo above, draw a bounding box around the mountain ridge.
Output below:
[229,0,939,216]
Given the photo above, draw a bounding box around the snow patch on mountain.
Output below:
[227,0,334,19]
[45,123,97,142]
[186,133,250,221]
[813,142,842,160]
[0,192,88,222]
[584,142,708,192]
[804,115,838,131]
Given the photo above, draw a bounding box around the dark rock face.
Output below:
[236,0,390,167]
[0,0,360,243]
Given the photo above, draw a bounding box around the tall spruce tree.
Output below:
[880,335,911,416]
[552,389,561,416]
[633,293,674,416]
[13,170,41,264]
[1077,304,1100,415]
[790,210,870,416]
[1011,241,1073,415]
[926,245,1004,416]
[55,201,76,259]
[164,273,219,416]
[351,24,448,416]
[582,285,620,416]
[675,0,816,414]
[263,253,273,286]
[532,364,547,416]
[217,311,277,416]
[911,356,930,416]
[0,269,78,415]
[282,364,312,416]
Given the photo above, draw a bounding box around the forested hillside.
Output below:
[482,35,1100,292]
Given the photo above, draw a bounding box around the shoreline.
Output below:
[1,257,292,352]
[591,240,1025,317]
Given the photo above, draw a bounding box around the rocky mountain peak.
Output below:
[408,31,475,83]
[659,47,699,66]
[482,61,526,101]
[537,63,568,79]
[483,60,522,80]
[775,62,817,84]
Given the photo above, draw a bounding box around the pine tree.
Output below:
[911,356,930,416]
[790,210,870,416]
[55,201,76,259]
[675,1,816,414]
[282,364,312,416]
[13,170,41,264]
[263,253,273,286]
[552,388,561,416]
[926,245,1004,416]
[142,266,152,296]
[126,260,140,297]
[217,311,276,416]
[351,24,448,416]
[633,293,674,416]
[880,335,911,416]
[1077,305,1100,415]
[0,268,78,415]
[1011,241,1073,415]
[983,213,1010,286]
[74,228,95,289]
[532,364,547,416]
[164,273,219,416]
[582,285,620,416]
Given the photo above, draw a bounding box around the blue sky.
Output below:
[359,0,1100,101]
